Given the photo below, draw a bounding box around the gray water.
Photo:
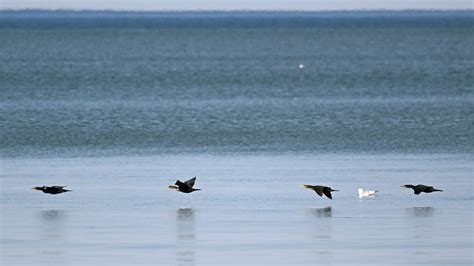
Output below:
[1,155,473,265]
[1,11,473,157]
[1,11,473,265]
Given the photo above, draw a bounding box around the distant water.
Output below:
[1,11,473,157]
[0,11,473,266]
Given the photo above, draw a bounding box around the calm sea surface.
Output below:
[1,11,473,265]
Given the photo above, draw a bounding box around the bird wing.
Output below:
[322,188,333,199]
[184,177,197,188]
[175,180,187,189]
[414,185,427,194]
[313,186,324,197]
[52,186,66,189]
[414,187,423,194]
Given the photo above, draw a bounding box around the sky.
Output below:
[1,0,472,11]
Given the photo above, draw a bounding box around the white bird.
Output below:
[299,64,304,69]
[358,188,378,198]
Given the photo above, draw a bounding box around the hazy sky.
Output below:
[1,0,472,11]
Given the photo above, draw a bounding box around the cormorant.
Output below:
[31,186,71,194]
[300,185,338,199]
[358,188,378,198]
[401,184,443,195]
[169,177,201,193]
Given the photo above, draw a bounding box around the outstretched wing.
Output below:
[313,186,324,197]
[322,188,333,199]
[175,180,186,189]
[184,177,197,188]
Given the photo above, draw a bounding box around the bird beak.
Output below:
[168,185,178,190]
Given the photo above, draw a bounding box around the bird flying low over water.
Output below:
[169,177,201,193]
[32,186,71,194]
[300,185,338,199]
[401,184,443,195]
[358,188,378,198]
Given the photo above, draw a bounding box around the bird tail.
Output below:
[433,189,443,192]
[331,189,339,192]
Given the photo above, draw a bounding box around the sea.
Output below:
[0,10,473,265]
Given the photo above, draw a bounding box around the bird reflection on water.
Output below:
[38,210,67,264]
[407,207,435,217]
[177,208,194,222]
[307,207,333,238]
[306,207,333,259]
[176,208,195,266]
[39,210,66,239]
[405,207,435,242]
[309,207,332,218]
[41,209,64,220]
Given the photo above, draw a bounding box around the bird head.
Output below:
[31,186,46,191]
[357,188,363,193]
[300,185,312,189]
[168,185,179,190]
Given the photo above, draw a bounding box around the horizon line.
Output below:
[1,8,473,12]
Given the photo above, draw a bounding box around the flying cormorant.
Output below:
[300,185,338,199]
[32,186,71,194]
[401,184,443,195]
[169,177,201,193]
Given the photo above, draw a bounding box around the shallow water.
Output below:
[1,154,472,265]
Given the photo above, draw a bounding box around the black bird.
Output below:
[32,186,71,195]
[401,184,443,195]
[168,177,201,193]
[300,185,338,199]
